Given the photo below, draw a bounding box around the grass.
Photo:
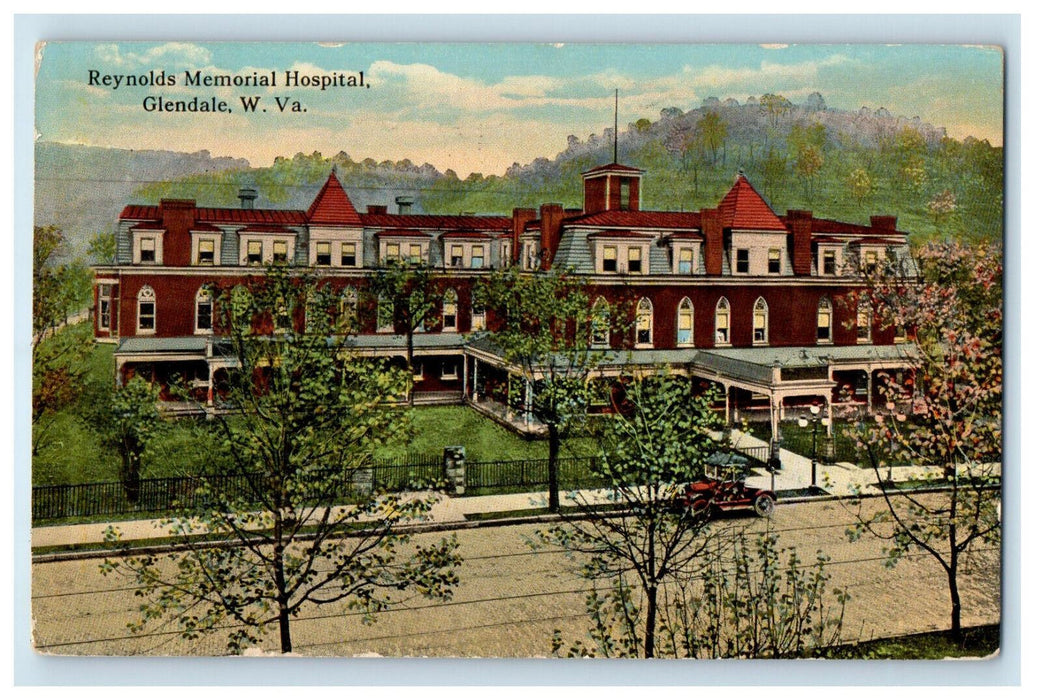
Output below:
[823,624,999,659]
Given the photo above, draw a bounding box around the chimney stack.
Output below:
[870,215,897,232]
[538,203,566,270]
[701,207,723,276]
[511,207,538,265]
[367,204,388,215]
[787,209,813,276]
[238,187,258,209]
[395,196,415,214]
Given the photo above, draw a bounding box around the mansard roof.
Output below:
[119,204,307,226]
[361,213,511,231]
[563,210,702,230]
[306,170,364,226]
[717,174,788,231]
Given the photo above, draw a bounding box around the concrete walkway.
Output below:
[32,429,997,552]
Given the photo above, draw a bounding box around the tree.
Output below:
[537,373,728,657]
[366,259,442,405]
[102,267,460,653]
[476,267,619,512]
[847,167,874,207]
[87,230,117,264]
[696,111,728,165]
[759,93,793,127]
[758,146,789,204]
[795,145,824,199]
[89,376,163,503]
[844,241,1001,642]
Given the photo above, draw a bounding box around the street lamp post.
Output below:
[797,404,829,489]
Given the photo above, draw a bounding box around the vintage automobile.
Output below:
[679,456,776,518]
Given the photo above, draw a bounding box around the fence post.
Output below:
[443,446,466,496]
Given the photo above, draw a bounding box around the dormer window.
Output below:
[197,239,215,265]
[735,248,750,274]
[602,245,618,273]
[450,244,464,267]
[341,242,357,267]
[823,250,837,275]
[768,249,781,274]
[627,247,642,273]
[140,237,156,263]
[247,241,263,265]
[385,242,400,261]
[863,250,879,275]
[678,247,694,274]
[470,245,485,269]
[407,243,422,265]
[272,241,289,264]
[315,242,332,266]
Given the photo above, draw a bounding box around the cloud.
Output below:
[93,42,212,70]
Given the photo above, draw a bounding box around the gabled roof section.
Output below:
[307,170,363,226]
[583,162,645,177]
[564,210,702,229]
[717,174,788,231]
[119,204,306,225]
[362,213,511,231]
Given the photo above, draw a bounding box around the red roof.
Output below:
[440,230,493,240]
[583,162,645,177]
[240,225,297,234]
[307,171,363,226]
[566,210,702,229]
[587,230,656,240]
[361,213,511,231]
[374,229,431,238]
[811,217,908,238]
[119,204,306,225]
[128,220,163,230]
[717,175,788,231]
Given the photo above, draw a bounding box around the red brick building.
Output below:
[94,161,915,438]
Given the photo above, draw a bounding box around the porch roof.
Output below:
[115,336,209,356]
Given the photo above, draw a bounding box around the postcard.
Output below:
[29,39,1004,662]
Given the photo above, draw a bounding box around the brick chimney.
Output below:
[701,207,723,276]
[787,209,813,276]
[539,203,566,270]
[238,187,258,209]
[511,207,537,264]
[159,199,196,267]
[395,196,414,214]
[870,215,897,232]
[367,204,388,215]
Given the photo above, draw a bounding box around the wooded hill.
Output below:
[37,92,1004,254]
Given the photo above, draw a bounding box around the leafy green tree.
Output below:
[91,376,163,503]
[87,231,117,264]
[696,111,728,165]
[844,241,1002,642]
[759,93,793,127]
[795,145,825,199]
[476,267,620,512]
[537,373,728,657]
[102,267,460,654]
[847,167,874,207]
[758,147,789,203]
[366,259,443,405]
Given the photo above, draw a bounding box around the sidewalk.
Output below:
[32,431,998,552]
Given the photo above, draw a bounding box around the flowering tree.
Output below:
[845,241,1001,641]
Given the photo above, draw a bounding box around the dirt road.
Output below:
[30,498,1000,657]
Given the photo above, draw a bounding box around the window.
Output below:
[338,287,358,333]
[450,244,464,267]
[735,249,749,274]
[628,247,642,274]
[441,360,459,380]
[817,297,833,343]
[894,322,908,344]
[635,297,653,347]
[715,297,730,345]
[471,300,486,331]
[752,297,768,345]
[620,181,631,210]
[523,241,538,270]
[768,249,781,274]
[137,286,156,334]
[386,242,400,262]
[470,245,485,269]
[140,237,156,263]
[377,295,394,333]
[247,240,262,265]
[677,297,694,347]
[272,241,289,264]
[678,247,694,274]
[442,289,458,331]
[857,298,872,343]
[273,295,290,333]
[823,250,837,276]
[591,297,610,347]
[412,360,424,381]
[863,250,879,275]
[197,239,215,265]
[602,245,617,273]
[500,241,511,268]
[195,287,213,333]
[97,284,112,331]
[341,242,357,267]
[408,243,422,265]
[315,241,332,266]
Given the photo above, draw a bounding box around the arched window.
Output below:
[471,297,486,331]
[816,297,833,344]
[136,286,156,334]
[591,296,610,347]
[715,297,730,345]
[442,288,458,331]
[857,297,872,343]
[635,297,653,347]
[376,294,394,333]
[338,287,358,333]
[676,297,694,347]
[752,297,769,345]
[194,286,213,334]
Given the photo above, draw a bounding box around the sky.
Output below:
[34,41,1005,177]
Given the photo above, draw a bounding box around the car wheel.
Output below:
[687,498,711,518]
[753,494,775,517]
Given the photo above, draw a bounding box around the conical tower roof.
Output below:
[306,170,363,226]
[717,174,788,231]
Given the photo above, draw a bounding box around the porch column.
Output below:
[523,378,533,428]
[770,393,781,445]
[866,369,874,412]
[207,363,215,408]
[824,396,833,437]
[462,354,469,402]
[114,356,125,387]
[472,360,481,402]
[723,384,731,426]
